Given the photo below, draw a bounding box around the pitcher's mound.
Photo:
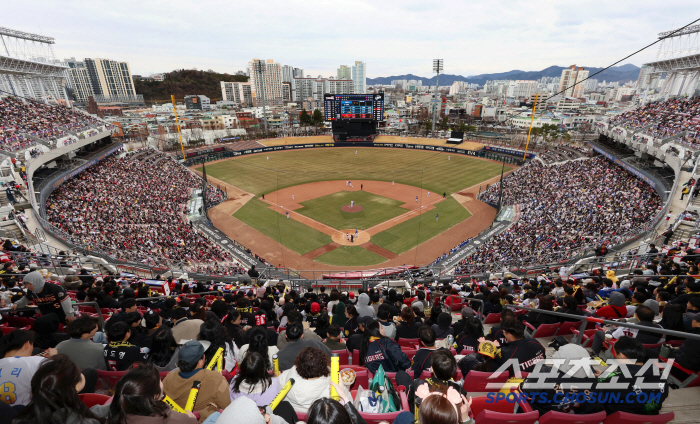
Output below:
[341,205,363,213]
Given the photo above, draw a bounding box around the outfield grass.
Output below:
[371,197,472,254]
[314,246,387,266]
[199,148,512,196]
[296,191,406,230]
[233,198,331,255]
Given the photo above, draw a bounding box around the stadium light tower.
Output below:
[252,60,269,136]
[431,59,443,133]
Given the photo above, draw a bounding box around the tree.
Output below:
[311,109,324,127]
[299,109,311,126]
[439,116,449,130]
[424,119,432,131]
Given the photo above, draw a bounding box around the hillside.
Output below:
[135,69,248,102]
[367,64,640,86]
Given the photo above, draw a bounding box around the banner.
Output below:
[483,145,536,159]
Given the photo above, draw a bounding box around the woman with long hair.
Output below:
[107,364,196,424]
[455,317,483,355]
[148,327,180,372]
[13,354,99,424]
[236,326,278,366]
[342,305,359,337]
[230,351,280,406]
[331,296,347,328]
[359,320,410,374]
[198,319,236,372]
[524,295,559,328]
[395,307,422,340]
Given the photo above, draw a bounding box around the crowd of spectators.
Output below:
[0,95,103,152]
[609,96,700,148]
[46,149,234,266]
[457,157,661,271]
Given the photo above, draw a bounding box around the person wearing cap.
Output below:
[591,291,628,319]
[346,291,356,305]
[521,344,603,415]
[345,315,373,353]
[162,340,231,422]
[306,302,322,328]
[451,306,475,336]
[12,270,75,323]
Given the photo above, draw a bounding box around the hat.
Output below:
[247,290,254,296]
[348,292,355,299]
[608,291,625,307]
[460,306,475,318]
[552,344,591,378]
[619,280,631,290]
[643,299,660,316]
[478,341,498,358]
[310,302,320,313]
[66,269,77,275]
[606,270,618,283]
[178,340,211,366]
[357,315,374,327]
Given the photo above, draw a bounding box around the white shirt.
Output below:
[0,356,46,406]
[278,366,350,413]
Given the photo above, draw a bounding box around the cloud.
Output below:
[3,0,697,78]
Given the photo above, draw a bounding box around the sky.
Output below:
[4,1,699,78]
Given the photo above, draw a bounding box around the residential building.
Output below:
[508,80,538,98]
[558,65,589,98]
[220,81,253,107]
[327,78,354,95]
[351,61,366,94]
[614,87,635,101]
[65,58,94,102]
[527,92,549,112]
[282,65,295,83]
[337,65,351,80]
[83,57,138,101]
[282,82,292,102]
[557,97,583,111]
[184,95,211,110]
[248,58,284,106]
[293,68,304,78]
[293,77,315,101]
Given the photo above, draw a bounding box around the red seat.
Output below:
[96,369,128,391]
[571,328,599,347]
[400,349,417,361]
[463,370,509,392]
[667,339,683,347]
[0,326,17,335]
[79,393,111,408]
[554,321,580,336]
[538,410,607,424]
[474,409,539,424]
[469,395,518,416]
[159,371,169,380]
[351,349,360,366]
[77,306,97,313]
[382,370,413,387]
[332,350,349,366]
[523,321,560,338]
[484,313,501,324]
[277,326,286,333]
[602,411,675,424]
[397,338,419,349]
[659,357,700,388]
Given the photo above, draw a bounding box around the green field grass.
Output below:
[296,191,406,230]
[314,246,387,266]
[198,148,512,196]
[233,198,331,255]
[371,197,472,254]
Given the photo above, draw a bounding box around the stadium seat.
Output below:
[0,326,17,335]
[96,369,128,391]
[659,357,700,388]
[554,321,581,336]
[469,395,518,416]
[571,328,598,347]
[538,410,607,424]
[397,338,420,349]
[463,370,509,392]
[523,321,560,338]
[351,349,360,366]
[332,350,349,365]
[400,349,417,361]
[79,393,111,408]
[474,409,539,424]
[483,313,501,324]
[602,411,675,424]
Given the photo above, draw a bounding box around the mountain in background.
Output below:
[366,64,640,86]
[135,69,248,101]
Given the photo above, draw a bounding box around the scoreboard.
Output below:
[324,93,384,122]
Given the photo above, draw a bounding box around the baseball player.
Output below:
[355,229,358,238]
[436,213,439,221]
[427,191,431,198]
[415,196,418,203]
[346,233,350,240]
[350,200,354,208]
[286,211,289,219]
[292,194,295,200]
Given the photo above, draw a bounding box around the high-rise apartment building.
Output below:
[83,58,137,101]
[327,78,354,95]
[558,65,589,98]
[220,81,254,107]
[282,65,295,83]
[337,65,351,80]
[248,58,284,106]
[293,77,353,101]
[65,57,95,102]
[293,68,304,78]
[351,61,366,94]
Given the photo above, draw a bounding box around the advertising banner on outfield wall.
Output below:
[483,145,536,159]
[183,142,505,166]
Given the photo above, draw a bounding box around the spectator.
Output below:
[230,351,280,407]
[56,315,106,371]
[554,295,585,322]
[149,326,181,372]
[162,340,231,422]
[277,323,331,371]
[0,330,56,407]
[592,291,628,319]
[455,317,484,355]
[668,314,700,381]
[395,307,422,341]
[360,320,410,374]
[306,396,364,424]
[109,363,197,424]
[416,383,473,424]
[342,305,360,337]
[277,310,322,350]
[590,306,663,357]
[431,312,454,339]
[104,321,149,371]
[12,271,74,323]
[376,303,397,340]
[495,318,545,375]
[523,295,559,328]
[13,354,100,424]
[354,293,375,318]
[32,313,70,353]
[171,308,204,343]
[237,326,278,367]
[411,325,449,375]
[322,324,346,351]
[451,306,476,336]
[198,320,236,373]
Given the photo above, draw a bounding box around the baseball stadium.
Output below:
[0,18,699,424]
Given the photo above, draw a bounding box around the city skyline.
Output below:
[4,1,697,78]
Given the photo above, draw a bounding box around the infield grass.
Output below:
[233,198,331,255]
[371,197,472,254]
[296,191,406,230]
[314,246,387,266]
[199,148,511,196]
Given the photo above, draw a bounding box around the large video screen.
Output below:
[324,93,384,122]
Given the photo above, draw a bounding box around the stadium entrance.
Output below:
[324,93,384,142]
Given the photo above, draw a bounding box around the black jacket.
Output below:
[394,321,422,341]
[455,333,480,355]
[364,338,411,374]
[496,337,545,375]
[410,347,448,375]
[675,327,700,371]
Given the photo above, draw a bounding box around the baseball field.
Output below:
[195,146,515,269]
